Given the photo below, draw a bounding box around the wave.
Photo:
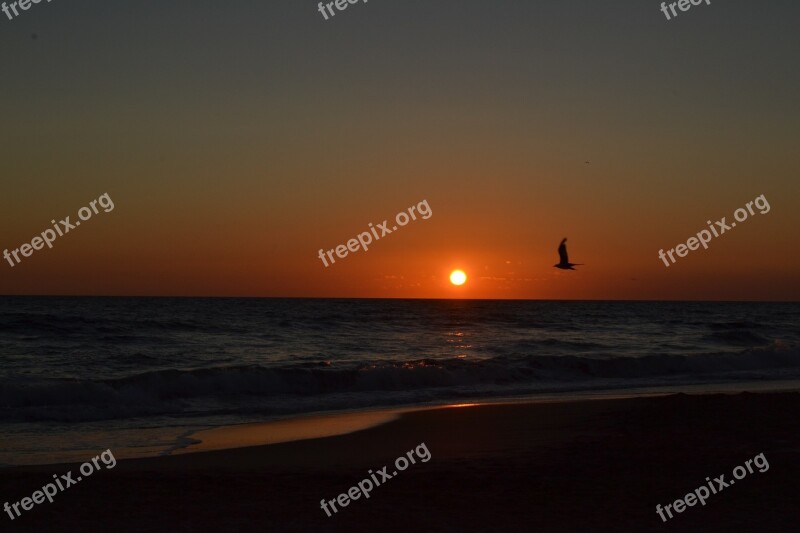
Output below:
[705,330,770,346]
[708,320,766,330]
[703,320,772,346]
[511,338,609,350]
[1,341,797,423]
[0,312,241,337]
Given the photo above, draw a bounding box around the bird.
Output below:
[554,238,582,270]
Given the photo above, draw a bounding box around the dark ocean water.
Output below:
[1,297,799,465]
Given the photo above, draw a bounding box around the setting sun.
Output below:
[449,270,467,286]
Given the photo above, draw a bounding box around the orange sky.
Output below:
[1,0,798,300]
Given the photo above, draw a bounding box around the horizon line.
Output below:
[0,295,798,303]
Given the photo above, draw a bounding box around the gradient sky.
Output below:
[1,0,798,299]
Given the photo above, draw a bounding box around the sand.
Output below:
[1,392,798,532]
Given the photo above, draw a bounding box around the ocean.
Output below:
[1,297,798,466]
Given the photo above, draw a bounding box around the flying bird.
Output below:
[554,238,582,270]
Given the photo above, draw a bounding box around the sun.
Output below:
[449,270,467,286]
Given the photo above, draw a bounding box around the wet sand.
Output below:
[2,392,798,532]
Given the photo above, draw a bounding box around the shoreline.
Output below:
[101,378,800,460]
[4,379,800,469]
[180,378,800,456]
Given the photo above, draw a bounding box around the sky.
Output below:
[0,0,798,300]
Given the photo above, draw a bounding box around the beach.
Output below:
[2,0,799,529]
[2,391,798,532]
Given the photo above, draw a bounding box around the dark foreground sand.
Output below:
[2,392,799,532]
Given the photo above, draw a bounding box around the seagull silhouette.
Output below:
[554,238,582,270]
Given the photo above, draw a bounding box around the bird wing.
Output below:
[558,239,569,264]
